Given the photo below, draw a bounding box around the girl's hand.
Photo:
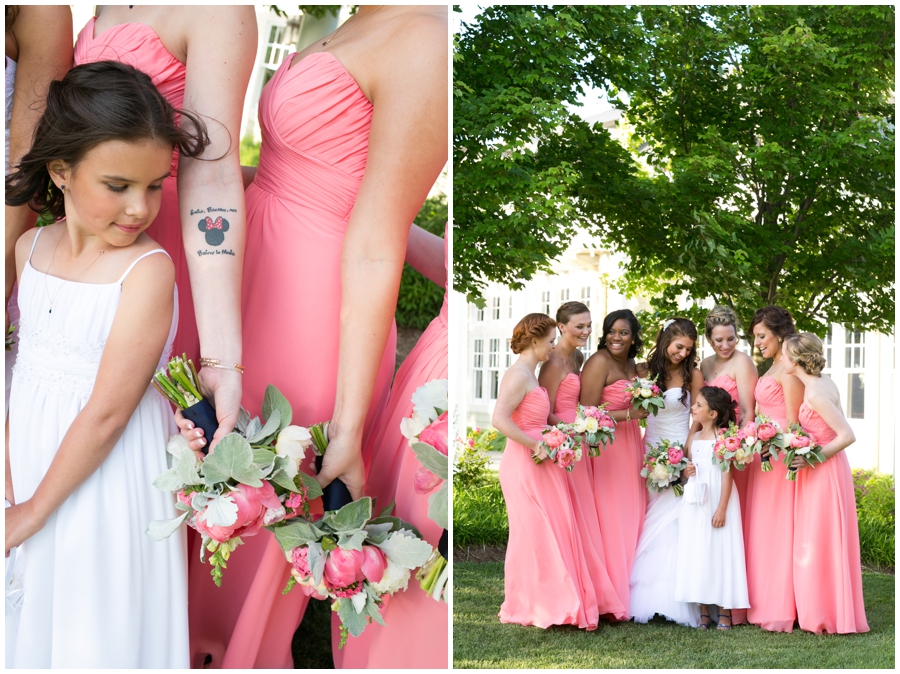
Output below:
[712,508,727,528]
[5,501,46,553]
[532,441,550,463]
[197,367,242,450]
[174,410,208,454]
[683,461,697,478]
[314,429,365,501]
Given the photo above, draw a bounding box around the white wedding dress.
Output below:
[6,229,189,667]
[629,387,700,626]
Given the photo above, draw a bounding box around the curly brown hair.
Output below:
[645,318,698,406]
[510,313,556,354]
[749,305,797,340]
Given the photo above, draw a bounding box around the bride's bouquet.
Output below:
[266,497,433,647]
[779,424,826,481]
[534,424,582,472]
[399,378,449,602]
[624,375,665,427]
[712,422,755,472]
[573,404,616,456]
[146,385,323,586]
[5,324,14,351]
[641,438,688,496]
[750,414,787,471]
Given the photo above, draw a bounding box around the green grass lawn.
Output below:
[453,562,894,669]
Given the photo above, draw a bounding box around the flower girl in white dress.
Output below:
[675,386,750,630]
[4,61,209,667]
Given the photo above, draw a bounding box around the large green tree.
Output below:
[456,5,895,335]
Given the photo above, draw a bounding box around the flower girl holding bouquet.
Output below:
[675,386,750,630]
[4,61,209,667]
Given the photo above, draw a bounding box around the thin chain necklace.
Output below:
[321,6,384,47]
[43,233,113,314]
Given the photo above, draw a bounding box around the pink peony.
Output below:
[418,411,448,456]
[757,423,777,441]
[176,490,192,508]
[667,446,684,464]
[414,466,443,494]
[556,447,576,469]
[360,545,387,584]
[599,414,614,428]
[543,428,567,449]
[723,436,741,452]
[743,421,758,436]
[791,434,811,448]
[194,482,281,543]
[292,546,312,578]
[324,547,366,590]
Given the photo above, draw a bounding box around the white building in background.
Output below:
[452,232,896,474]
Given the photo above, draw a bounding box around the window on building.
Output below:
[262,20,301,87]
[560,288,570,304]
[489,338,500,399]
[492,297,500,321]
[473,339,484,399]
[581,286,591,308]
[541,291,550,316]
[844,330,865,419]
[845,330,864,368]
[475,305,484,322]
[508,296,514,319]
[505,338,513,368]
[823,327,833,370]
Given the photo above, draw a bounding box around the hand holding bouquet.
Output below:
[147,385,323,586]
[780,425,826,481]
[535,424,582,472]
[751,414,787,471]
[624,375,665,426]
[153,355,218,454]
[712,422,755,472]
[267,497,433,647]
[641,438,688,495]
[572,404,616,456]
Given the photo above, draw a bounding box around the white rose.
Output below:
[641,387,653,398]
[411,379,448,423]
[275,426,313,479]
[370,557,411,595]
[166,433,199,466]
[652,463,669,481]
[584,417,599,433]
[781,433,795,448]
[573,418,587,433]
[735,449,747,463]
[744,436,755,448]
[796,446,811,455]
[400,414,427,443]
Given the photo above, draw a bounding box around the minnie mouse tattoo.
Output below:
[199,216,229,246]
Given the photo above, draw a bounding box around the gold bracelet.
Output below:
[199,358,245,374]
[626,407,631,422]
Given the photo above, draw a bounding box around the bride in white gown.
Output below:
[629,319,703,626]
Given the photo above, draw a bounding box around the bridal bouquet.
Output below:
[267,497,433,647]
[624,375,665,426]
[641,438,688,496]
[5,324,14,351]
[399,378,449,602]
[152,355,218,453]
[573,404,616,456]
[712,422,755,472]
[534,424,582,472]
[780,424,826,481]
[751,414,787,471]
[146,385,323,586]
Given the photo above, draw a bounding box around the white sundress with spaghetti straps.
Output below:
[6,228,189,668]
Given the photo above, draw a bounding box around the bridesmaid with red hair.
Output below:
[496,313,599,629]
[782,333,868,634]
[745,305,804,632]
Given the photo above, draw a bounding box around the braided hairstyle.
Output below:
[510,313,556,354]
[783,332,827,376]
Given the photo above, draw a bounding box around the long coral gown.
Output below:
[706,374,749,625]
[499,386,599,629]
[74,18,199,359]
[745,377,796,631]
[591,380,647,619]
[794,404,868,634]
[188,52,397,668]
[554,374,626,620]
[338,227,448,669]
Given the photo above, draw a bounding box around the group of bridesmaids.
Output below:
[493,301,869,635]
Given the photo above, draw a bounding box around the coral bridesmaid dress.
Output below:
[706,374,749,625]
[499,386,599,629]
[74,18,199,359]
[794,404,868,634]
[338,227,448,669]
[188,52,397,668]
[745,377,796,632]
[554,374,626,620]
[592,380,647,619]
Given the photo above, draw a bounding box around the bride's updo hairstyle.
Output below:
[510,313,556,354]
[699,386,738,429]
[6,60,210,220]
[783,332,827,377]
[749,305,797,341]
[704,305,739,340]
[556,301,590,326]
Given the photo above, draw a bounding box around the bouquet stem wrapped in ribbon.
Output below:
[152,355,217,454]
[780,424,826,481]
[309,422,354,512]
[641,438,688,496]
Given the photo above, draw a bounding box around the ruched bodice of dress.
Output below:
[643,388,690,447]
[512,387,551,434]
[798,403,837,446]
[251,52,371,223]
[553,373,580,423]
[600,379,631,411]
[755,377,787,427]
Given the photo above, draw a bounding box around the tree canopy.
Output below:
[454,5,895,335]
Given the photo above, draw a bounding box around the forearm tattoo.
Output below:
[191,207,237,257]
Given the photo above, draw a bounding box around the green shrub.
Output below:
[395,194,447,330]
[453,474,509,547]
[467,425,506,453]
[852,469,895,568]
[240,136,261,167]
[454,438,492,491]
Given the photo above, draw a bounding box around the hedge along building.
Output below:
[453,109,896,475]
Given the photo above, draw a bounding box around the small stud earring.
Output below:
[60,184,66,193]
